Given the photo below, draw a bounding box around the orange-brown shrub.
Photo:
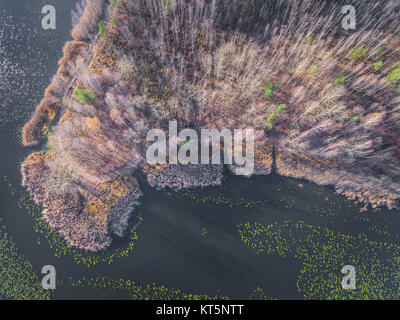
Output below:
[71,0,106,41]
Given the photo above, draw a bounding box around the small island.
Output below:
[21,0,400,251]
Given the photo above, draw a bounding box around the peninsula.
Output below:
[21,0,400,251]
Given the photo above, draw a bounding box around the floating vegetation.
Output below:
[0,218,51,300]
[4,176,142,267]
[170,189,234,208]
[167,176,400,245]
[0,8,65,136]
[238,220,400,299]
[68,276,229,300]
[249,287,278,300]
[169,177,357,213]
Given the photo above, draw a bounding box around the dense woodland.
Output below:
[21,0,400,251]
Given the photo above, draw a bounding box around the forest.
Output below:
[21,0,400,251]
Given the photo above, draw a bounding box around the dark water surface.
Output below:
[1,0,399,300]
